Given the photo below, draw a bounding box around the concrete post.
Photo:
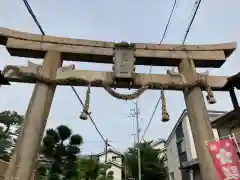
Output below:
[5,51,62,180]
[178,59,218,180]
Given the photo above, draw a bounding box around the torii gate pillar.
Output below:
[178,59,218,180]
[5,51,62,180]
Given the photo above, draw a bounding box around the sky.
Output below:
[0,0,240,155]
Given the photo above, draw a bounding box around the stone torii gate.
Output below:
[0,27,236,180]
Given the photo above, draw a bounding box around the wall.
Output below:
[106,165,122,180]
[166,112,223,180]
[182,116,195,160]
[98,152,122,180]
[231,125,240,134]
[0,160,36,180]
[184,116,220,160]
[218,126,231,137]
[217,123,240,141]
[99,152,122,165]
[215,118,240,138]
[166,133,182,180]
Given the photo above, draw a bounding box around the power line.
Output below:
[22,0,45,35]
[21,0,108,144]
[182,0,215,74]
[141,0,203,140]
[84,140,127,144]
[108,144,122,153]
[70,87,106,142]
[182,0,202,45]
[149,0,178,74]
[140,0,178,141]
[132,0,178,136]
[140,92,161,141]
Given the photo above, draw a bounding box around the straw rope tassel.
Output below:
[189,60,216,104]
[80,84,91,120]
[161,90,169,122]
[206,85,216,104]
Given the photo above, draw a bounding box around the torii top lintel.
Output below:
[0,27,236,68]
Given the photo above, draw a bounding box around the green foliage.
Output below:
[0,111,24,129]
[40,125,83,180]
[77,157,100,180]
[125,141,167,180]
[77,156,112,180]
[0,110,24,161]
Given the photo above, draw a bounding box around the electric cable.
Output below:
[70,87,106,143]
[148,0,178,74]
[140,93,162,141]
[108,144,122,154]
[21,0,108,144]
[182,0,202,45]
[141,0,203,141]
[22,0,45,35]
[140,0,179,141]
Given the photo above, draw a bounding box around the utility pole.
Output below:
[128,113,136,146]
[135,102,141,180]
[124,153,128,180]
[104,139,108,179]
[105,139,108,164]
[130,101,142,180]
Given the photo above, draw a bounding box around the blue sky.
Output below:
[0,0,239,154]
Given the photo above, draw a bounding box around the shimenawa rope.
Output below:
[1,65,216,103]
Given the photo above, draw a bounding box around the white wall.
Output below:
[185,116,220,160]
[98,152,122,165]
[166,112,223,180]
[183,116,197,160]
[166,133,182,180]
[106,165,122,180]
[98,152,122,180]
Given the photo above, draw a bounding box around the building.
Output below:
[151,139,166,159]
[211,109,240,139]
[212,72,240,142]
[34,149,123,180]
[96,148,123,180]
[151,138,166,150]
[165,109,225,180]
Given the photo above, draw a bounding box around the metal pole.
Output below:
[135,102,142,180]
[104,139,108,178]
[132,116,136,146]
[105,139,108,163]
[124,154,127,180]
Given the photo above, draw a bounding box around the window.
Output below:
[177,139,186,154]
[176,122,184,140]
[181,170,191,180]
[170,172,175,180]
[179,152,188,165]
[112,156,117,162]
